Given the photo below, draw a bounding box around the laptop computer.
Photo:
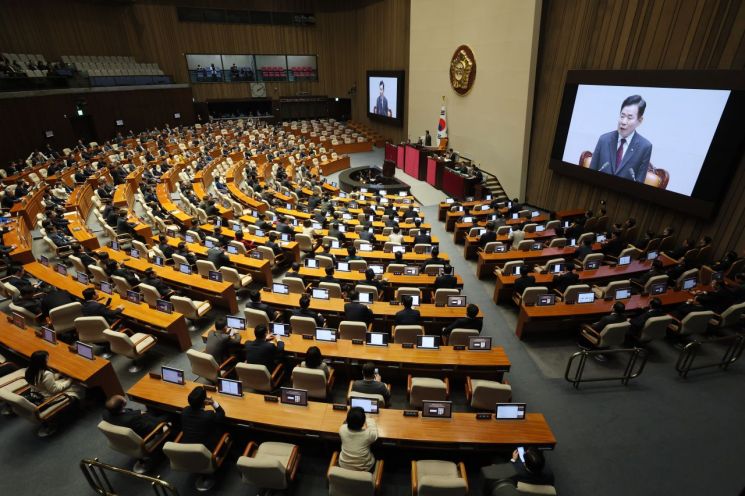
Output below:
[369,264,384,275]
[496,403,526,420]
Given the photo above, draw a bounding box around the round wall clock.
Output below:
[449,45,476,95]
[250,82,267,98]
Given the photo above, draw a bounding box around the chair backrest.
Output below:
[643,275,669,294]
[387,263,406,274]
[69,256,87,275]
[103,329,137,358]
[448,329,480,346]
[409,377,447,408]
[500,260,523,276]
[349,259,368,272]
[258,246,276,265]
[220,266,243,288]
[679,311,716,336]
[229,240,247,255]
[676,268,699,289]
[516,481,557,496]
[393,325,424,344]
[355,284,379,301]
[639,316,674,342]
[434,288,460,306]
[577,232,595,246]
[521,286,549,306]
[0,390,40,424]
[483,242,503,254]
[186,349,219,382]
[98,420,145,458]
[328,466,375,496]
[548,237,567,248]
[163,442,215,474]
[618,246,641,261]
[138,283,161,307]
[295,233,313,252]
[396,287,422,300]
[597,321,630,347]
[235,362,272,393]
[338,321,367,340]
[470,380,512,410]
[90,265,110,285]
[601,279,631,298]
[245,308,270,328]
[283,277,306,294]
[719,302,745,328]
[196,260,217,278]
[237,452,288,490]
[423,264,445,275]
[582,253,604,268]
[110,275,132,297]
[319,282,343,299]
[50,302,83,333]
[171,295,201,319]
[517,240,534,251]
[290,316,317,336]
[291,366,327,399]
[74,316,110,344]
[172,253,189,266]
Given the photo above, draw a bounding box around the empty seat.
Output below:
[237,441,300,493]
[407,375,449,409]
[163,432,232,491]
[465,376,512,410]
[411,459,468,496]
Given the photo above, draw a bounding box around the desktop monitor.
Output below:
[570,238,577,247]
[272,323,289,337]
[76,341,95,360]
[227,315,246,330]
[179,263,192,275]
[366,332,388,346]
[342,213,352,221]
[161,366,185,385]
[205,239,214,248]
[417,335,440,349]
[531,211,540,218]
[227,245,238,255]
[618,255,632,266]
[272,283,289,294]
[463,216,474,223]
[77,272,89,284]
[315,328,337,342]
[250,250,263,260]
[550,263,564,274]
[577,292,596,304]
[280,387,308,406]
[511,266,522,276]
[255,229,265,237]
[100,281,113,295]
[369,264,384,275]
[337,262,350,272]
[232,223,242,232]
[217,378,243,397]
[153,256,164,266]
[56,263,67,276]
[422,400,452,419]
[338,225,347,233]
[596,234,607,243]
[404,266,420,276]
[40,255,49,266]
[512,213,519,219]
[647,251,659,260]
[214,219,222,228]
[531,242,543,251]
[447,295,467,307]
[468,336,492,351]
[537,294,556,306]
[185,234,195,243]
[305,258,319,268]
[281,233,291,242]
[536,225,546,232]
[312,288,330,300]
[407,295,420,306]
[359,243,373,252]
[494,245,507,253]
[481,204,490,211]
[357,292,372,304]
[126,290,142,304]
[156,299,173,314]
[682,277,697,290]
[130,248,141,259]
[331,240,340,249]
[614,287,632,300]
[350,397,379,414]
[496,403,526,420]
[392,245,405,254]
[649,282,668,295]
[208,270,223,282]
[111,241,119,251]
[41,327,57,345]
[586,260,600,270]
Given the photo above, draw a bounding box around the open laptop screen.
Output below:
[227,315,246,330]
[350,397,379,414]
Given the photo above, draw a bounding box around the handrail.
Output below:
[564,347,648,389]
[80,458,180,496]
[675,333,744,378]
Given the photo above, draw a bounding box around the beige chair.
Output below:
[668,311,716,338]
[291,366,335,400]
[516,481,558,495]
[138,283,163,308]
[580,321,630,351]
[90,265,111,286]
[537,258,565,274]
[328,451,384,496]
[465,376,512,410]
[593,279,632,299]
[69,255,88,276]
[516,240,535,251]
[547,237,567,248]
[290,315,318,336]
[49,302,83,334]
[513,286,549,306]
[186,349,236,384]
[43,236,74,259]
[171,253,190,268]
[349,259,368,272]
[316,255,334,269]
[103,329,157,373]
[319,282,343,299]
[637,274,669,295]
[98,420,172,473]
[74,316,112,356]
[356,284,380,302]
[235,362,285,393]
[228,240,247,255]
[0,388,76,437]
[395,287,422,302]
[577,232,595,246]
[717,302,745,331]
[237,441,300,494]
[579,253,604,269]
[220,266,252,290]
[407,375,449,409]
[411,459,468,496]
[393,325,424,345]
[635,315,675,344]
[283,276,308,294]
[186,229,202,243]
[423,264,445,276]
[295,233,314,253]
[196,260,218,278]
[171,295,212,331]
[9,301,40,322]
[346,380,389,408]
[339,321,368,341]
[163,432,232,491]
[245,308,271,328]
[482,242,505,254]
[104,225,132,250]
[495,260,523,277]
[558,284,592,303]
[447,329,480,346]
[110,275,135,298]
[434,288,460,306]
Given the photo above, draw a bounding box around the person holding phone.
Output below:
[481,446,554,493]
[179,386,225,450]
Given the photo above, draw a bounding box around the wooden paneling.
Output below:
[526,0,745,258]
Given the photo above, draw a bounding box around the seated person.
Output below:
[344,290,374,325]
[8,265,36,292]
[320,266,341,285]
[234,230,255,251]
[206,241,231,270]
[25,350,84,403]
[320,244,337,264]
[338,406,378,472]
[204,316,240,364]
[388,226,404,245]
[47,226,73,248]
[628,297,666,339]
[71,244,96,269]
[434,264,458,289]
[244,323,285,371]
[40,288,75,318]
[266,232,283,256]
[552,264,579,293]
[513,265,538,296]
[81,287,123,324]
[290,294,325,327]
[351,362,390,406]
[103,395,168,437]
[443,303,482,337]
[327,222,344,241]
[668,238,695,261]
[601,230,624,257]
[403,205,417,220]
[421,246,446,268]
[573,237,594,260]
[632,258,667,288]
[285,262,304,282]
[394,295,421,325]
[412,219,431,245]
[358,268,384,294]
[508,227,526,251]
[141,268,172,297]
[479,222,498,247]
[246,289,278,320]
[482,447,554,494]
[180,386,225,450]
[580,302,627,350]
[345,246,362,262]
[15,286,42,315]
[299,346,330,378]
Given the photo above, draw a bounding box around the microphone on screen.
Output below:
[599,162,610,172]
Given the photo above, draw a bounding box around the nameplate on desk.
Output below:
[401,343,414,349]
[403,410,419,417]
[264,395,279,402]
[453,345,466,351]
[332,404,348,411]
[476,413,493,420]
[148,372,162,380]
[203,384,217,392]
[351,339,364,345]
[302,334,314,340]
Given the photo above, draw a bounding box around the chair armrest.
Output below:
[142,422,172,453]
[411,460,419,496]
[327,368,335,392]
[270,363,285,387]
[327,451,340,478]
[457,461,469,493]
[37,392,72,419]
[130,334,150,346]
[374,459,384,494]
[218,356,237,377]
[212,432,232,467]
[109,318,125,330]
[286,444,300,481]
[242,440,258,458]
[444,377,450,398]
[464,376,473,401]
[630,280,644,289]
[406,374,412,395]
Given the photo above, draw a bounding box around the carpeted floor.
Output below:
[1,148,743,496]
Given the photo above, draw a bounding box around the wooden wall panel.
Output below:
[526,0,745,258]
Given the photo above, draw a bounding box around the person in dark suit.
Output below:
[358,226,375,242]
[351,362,390,406]
[513,266,537,296]
[509,447,554,486]
[374,80,389,116]
[479,222,498,248]
[421,246,446,268]
[443,304,482,337]
[552,264,579,293]
[71,244,96,269]
[290,294,325,327]
[204,316,240,364]
[8,265,36,292]
[412,220,431,245]
[394,295,421,325]
[103,395,167,438]
[589,95,653,183]
[81,288,123,324]
[345,246,362,262]
[179,386,225,450]
[344,290,373,325]
[591,302,627,332]
[141,268,172,297]
[40,288,75,318]
[246,290,278,320]
[424,130,432,146]
[434,264,458,289]
[669,296,706,322]
[632,258,667,288]
[628,297,666,339]
[402,205,418,221]
[358,268,384,294]
[244,324,285,371]
[320,266,341,285]
[266,232,283,256]
[285,262,304,283]
[573,237,594,261]
[207,244,231,270]
[15,287,43,315]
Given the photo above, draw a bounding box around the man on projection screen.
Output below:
[589,94,652,183]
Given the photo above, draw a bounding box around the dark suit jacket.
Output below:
[589,130,652,183]
[552,272,579,293]
[246,301,277,320]
[574,245,594,261]
[479,231,497,247]
[290,308,324,327]
[244,338,284,371]
[514,275,537,296]
[103,408,163,438]
[394,307,421,325]
[82,300,123,324]
[180,404,225,450]
[207,247,230,269]
[344,302,373,325]
[629,308,667,334]
[444,316,482,335]
[591,312,626,332]
[434,274,458,290]
[414,233,432,245]
[40,289,75,318]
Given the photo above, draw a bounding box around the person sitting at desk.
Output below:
[115,209,138,237]
[601,230,624,257]
[442,303,482,337]
[232,230,255,252]
[632,258,667,288]
[157,238,175,259]
[552,264,579,293]
[180,386,225,450]
[244,324,285,372]
[345,246,362,262]
[285,262,304,282]
[388,226,404,245]
[667,238,695,261]
[514,265,538,296]
[301,219,316,238]
[482,447,554,493]
[16,286,43,315]
[339,406,378,472]
[300,346,330,379]
[351,362,390,406]
[508,226,526,251]
[81,288,123,325]
[40,288,75,319]
[344,290,374,325]
[47,226,73,248]
[434,264,458,289]
[580,302,627,350]
[276,217,294,235]
[204,199,219,217]
[394,295,421,325]
[107,261,141,287]
[25,350,84,404]
[359,268,384,295]
[412,219,431,245]
[8,265,36,292]
[103,395,168,438]
[573,237,594,261]
[403,205,418,221]
[246,290,278,321]
[479,222,498,248]
[264,232,283,257]
[327,222,344,241]
[320,266,341,285]
[207,241,231,270]
[319,244,338,264]
[204,316,241,364]
[628,297,666,340]
[71,244,96,270]
[421,246,446,268]
[290,294,325,327]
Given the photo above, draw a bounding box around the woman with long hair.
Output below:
[300,345,330,378]
[24,350,84,401]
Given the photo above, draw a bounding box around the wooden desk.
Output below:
[315,247,450,264]
[463,229,556,260]
[102,247,238,314]
[10,184,46,229]
[64,211,100,250]
[0,319,123,396]
[127,376,555,449]
[200,223,301,263]
[24,262,191,351]
[3,218,34,264]
[156,183,194,227]
[477,246,590,280]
